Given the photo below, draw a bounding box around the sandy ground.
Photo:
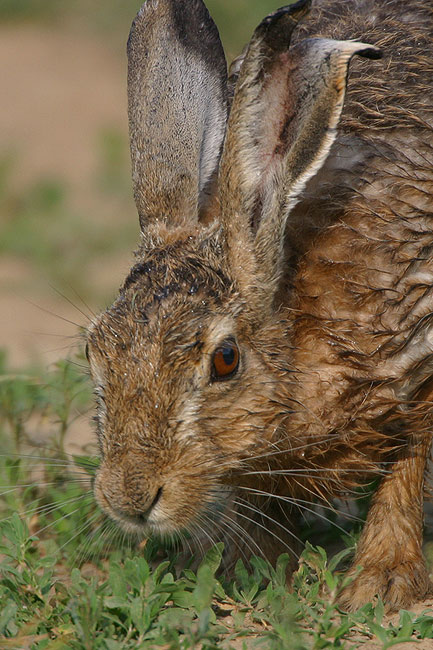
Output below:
[1,23,433,649]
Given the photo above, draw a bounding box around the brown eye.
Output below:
[211,339,240,382]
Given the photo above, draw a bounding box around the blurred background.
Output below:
[0,0,281,370]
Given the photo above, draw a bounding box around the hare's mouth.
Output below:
[96,487,202,538]
[102,502,179,537]
[94,480,170,535]
[101,491,236,542]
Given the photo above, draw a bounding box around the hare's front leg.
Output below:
[339,433,432,612]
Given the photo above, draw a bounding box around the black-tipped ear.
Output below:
[128,0,228,231]
[219,0,381,296]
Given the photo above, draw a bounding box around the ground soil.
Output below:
[1,23,433,649]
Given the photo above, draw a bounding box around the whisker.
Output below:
[246,436,399,464]
[73,517,108,566]
[49,285,94,325]
[197,506,253,566]
[192,515,218,551]
[235,496,303,552]
[178,528,194,559]
[0,487,93,524]
[34,499,93,539]
[0,451,99,467]
[232,502,299,560]
[23,298,83,329]
[0,478,91,496]
[237,486,363,524]
[218,510,266,563]
[188,522,208,558]
[58,510,103,556]
[242,467,388,476]
[64,283,99,321]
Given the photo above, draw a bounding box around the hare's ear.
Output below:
[128,0,227,231]
[219,0,381,294]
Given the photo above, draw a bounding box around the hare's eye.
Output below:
[211,339,240,382]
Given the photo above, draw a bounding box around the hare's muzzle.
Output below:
[93,458,166,533]
[93,449,219,537]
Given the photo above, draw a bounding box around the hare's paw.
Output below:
[339,561,432,612]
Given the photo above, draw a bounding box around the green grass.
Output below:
[1,354,433,649]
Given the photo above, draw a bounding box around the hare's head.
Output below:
[87,0,380,538]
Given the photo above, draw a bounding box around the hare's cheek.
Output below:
[91,385,109,448]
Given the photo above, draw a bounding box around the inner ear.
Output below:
[249,49,301,231]
[218,0,381,299]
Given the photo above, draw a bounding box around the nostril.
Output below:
[150,486,163,511]
[137,486,163,523]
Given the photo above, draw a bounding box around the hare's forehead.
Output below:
[88,292,240,361]
[122,255,231,297]
[87,257,240,359]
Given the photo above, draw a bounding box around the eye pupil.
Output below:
[212,340,239,381]
[222,346,235,366]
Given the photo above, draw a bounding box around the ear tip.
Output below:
[357,46,383,61]
[288,0,312,13]
[260,0,312,29]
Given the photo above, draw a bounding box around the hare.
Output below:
[86,0,433,611]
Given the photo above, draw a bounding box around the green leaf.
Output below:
[383,638,415,649]
[397,609,414,638]
[104,596,130,609]
[130,597,146,635]
[274,554,291,586]
[323,570,337,592]
[234,559,250,592]
[152,561,170,585]
[414,613,433,638]
[198,543,224,575]
[197,607,211,637]
[193,564,215,611]
[171,589,194,609]
[72,455,100,475]
[367,621,389,643]
[327,547,353,573]
[0,601,17,635]
[109,563,127,598]
[374,597,384,625]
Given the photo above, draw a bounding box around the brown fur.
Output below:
[87,0,433,612]
[285,0,433,610]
